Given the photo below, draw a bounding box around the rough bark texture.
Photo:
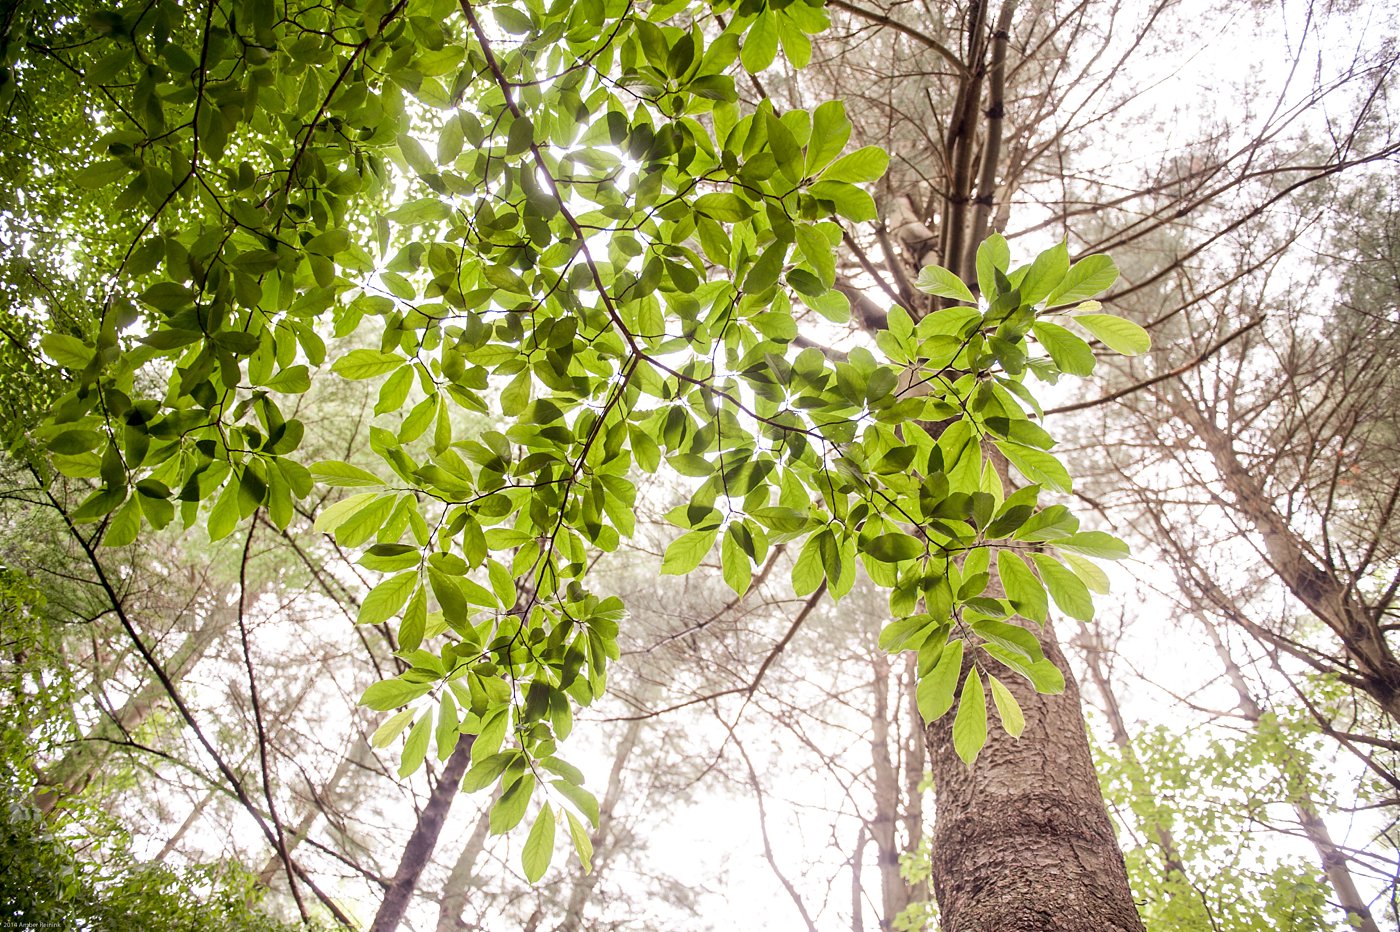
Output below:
[924,618,1143,932]
[370,737,475,932]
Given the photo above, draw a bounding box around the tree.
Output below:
[5,0,1148,926]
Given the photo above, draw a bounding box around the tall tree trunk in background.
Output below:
[558,711,646,932]
[1075,626,1188,882]
[924,618,1143,932]
[435,802,493,932]
[870,650,911,928]
[370,737,474,932]
[35,602,230,814]
[1175,394,1400,721]
[1202,622,1380,932]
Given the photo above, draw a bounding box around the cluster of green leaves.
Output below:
[0,787,315,931]
[0,566,303,929]
[858,240,1143,764]
[1092,714,1338,931]
[17,0,1143,879]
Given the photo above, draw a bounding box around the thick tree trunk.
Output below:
[924,618,1143,932]
[370,737,475,932]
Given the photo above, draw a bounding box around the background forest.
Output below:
[1,0,1398,929]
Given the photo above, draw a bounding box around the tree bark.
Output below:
[924,617,1144,932]
[1177,395,1400,721]
[370,736,475,932]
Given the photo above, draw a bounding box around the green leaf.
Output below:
[360,677,430,711]
[1074,314,1151,356]
[864,532,923,564]
[102,498,141,548]
[879,614,936,654]
[951,669,988,765]
[359,572,417,626]
[916,638,964,721]
[565,809,594,873]
[1055,531,1130,560]
[1018,241,1069,306]
[997,550,1048,624]
[551,779,599,826]
[721,529,751,596]
[741,10,778,73]
[370,709,416,748]
[806,100,851,174]
[988,674,1024,738]
[1029,553,1095,621]
[994,441,1072,494]
[491,773,536,834]
[313,492,377,534]
[332,349,402,380]
[1046,255,1118,306]
[399,712,431,777]
[817,145,888,184]
[311,460,383,488]
[1061,552,1110,594]
[522,806,556,883]
[661,528,717,575]
[266,365,311,393]
[42,333,92,370]
[1031,322,1095,377]
[914,265,976,303]
[976,234,1010,299]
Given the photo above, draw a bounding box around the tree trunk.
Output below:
[370,737,475,932]
[435,801,493,932]
[558,710,646,932]
[924,618,1143,932]
[870,650,911,928]
[1203,622,1380,932]
[1177,395,1400,721]
[1075,625,1188,882]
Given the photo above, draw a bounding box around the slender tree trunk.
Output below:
[258,736,374,884]
[559,711,646,932]
[1075,625,1188,881]
[434,801,493,932]
[851,823,868,932]
[924,617,1144,932]
[1202,622,1380,932]
[370,737,475,932]
[870,651,911,928]
[35,602,229,813]
[1177,395,1400,720]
